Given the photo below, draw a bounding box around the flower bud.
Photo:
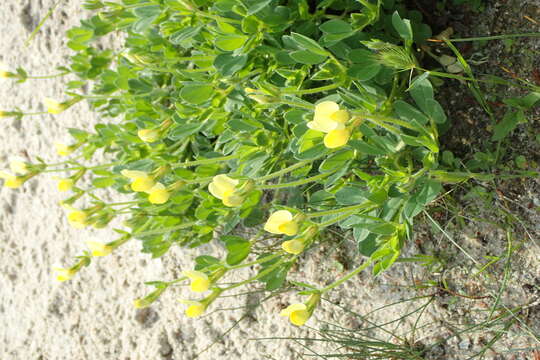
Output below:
[138,128,160,143]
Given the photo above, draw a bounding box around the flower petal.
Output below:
[282,239,305,255]
[324,129,351,149]
[264,210,293,234]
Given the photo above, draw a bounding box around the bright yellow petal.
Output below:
[67,211,87,229]
[54,142,73,157]
[264,210,293,234]
[278,221,298,236]
[148,183,170,204]
[280,303,306,317]
[282,239,305,255]
[185,303,205,318]
[57,178,74,192]
[138,129,160,142]
[330,109,349,123]
[131,176,155,193]
[85,240,112,256]
[182,271,210,292]
[314,101,339,117]
[44,98,65,114]
[324,129,350,149]
[9,158,28,174]
[222,193,244,207]
[290,309,310,326]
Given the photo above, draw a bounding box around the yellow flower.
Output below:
[208,174,243,207]
[9,157,29,175]
[57,178,74,192]
[85,240,113,256]
[53,266,76,282]
[138,129,160,142]
[0,171,25,188]
[179,300,206,318]
[282,239,305,255]
[133,298,149,309]
[121,169,156,193]
[67,210,88,229]
[280,303,310,326]
[323,128,351,149]
[44,98,68,114]
[148,183,170,204]
[55,142,74,157]
[308,101,349,132]
[0,62,13,78]
[182,270,210,293]
[264,210,299,236]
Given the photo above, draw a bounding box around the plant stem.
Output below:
[279,98,315,110]
[26,71,70,79]
[317,206,377,227]
[171,154,238,168]
[222,257,287,291]
[282,83,341,95]
[320,258,373,293]
[258,172,331,190]
[445,32,540,42]
[225,253,281,270]
[305,201,374,218]
[256,160,311,182]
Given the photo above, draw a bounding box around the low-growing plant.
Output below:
[0,0,537,330]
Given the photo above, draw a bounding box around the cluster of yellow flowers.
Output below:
[308,101,352,149]
[121,169,171,204]
[0,157,37,189]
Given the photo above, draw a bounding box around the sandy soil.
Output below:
[0,1,538,360]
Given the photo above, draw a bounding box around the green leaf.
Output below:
[503,92,540,109]
[247,0,272,15]
[259,256,291,291]
[394,100,429,125]
[133,5,161,18]
[168,123,204,141]
[348,140,388,155]
[170,26,202,44]
[424,99,447,124]
[194,255,221,270]
[214,54,248,76]
[492,109,525,141]
[290,50,327,65]
[222,235,251,266]
[319,149,354,173]
[215,34,248,51]
[392,11,413,42]
[320,19,353,34]
[92,177,115,188]
[409,76,433,113]
[289,32,328,56]
[335,186,367,205]
[179,84,214,105]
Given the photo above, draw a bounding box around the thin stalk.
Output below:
[305,201,374,218]
[25,0,62,46]
[282,83,341,96]
[320,258,373,293]
[444,32,540,42]
[26,71,70,79]
[225,253,281,270]
[258,172,330,190]
[256,160,311,182]
[171,154,238,168]
[222,258,287,291]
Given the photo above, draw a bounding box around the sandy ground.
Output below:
[1,1,539,360]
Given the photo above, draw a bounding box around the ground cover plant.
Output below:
[0,0,538,357]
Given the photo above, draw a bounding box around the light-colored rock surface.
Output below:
[1,1,538,360]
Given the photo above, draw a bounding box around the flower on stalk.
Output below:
[67,210,88,229]
[208,174,243,207]
[264,210,299,236]
[9,157,29,175]
[147,183,170,204]
[44,98,69,115]
[54,142,76,157]
[0,61,14,78]
[57,178,74,192]
[121,170,156,193]
[138,128,160,143]
[0,171,26,188]
[52,266,77,282]
[182,270,210,293]
[179,300,206,318]
[282,239,305,255]
[307,101,351,149]
[85,240,113,257]
[280,293,321,327]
